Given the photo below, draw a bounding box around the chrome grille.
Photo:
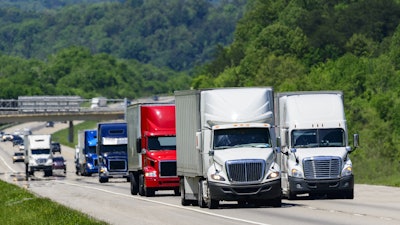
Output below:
[159,161,177,177]
[303,156,341,179]
[226,159,265,183]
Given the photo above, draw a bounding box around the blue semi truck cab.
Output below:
[76,129,98,176]
[97,122,129,183]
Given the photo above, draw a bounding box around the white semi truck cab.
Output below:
[24,134,53,177]
[176,87,282,209]
[276,91,359,199]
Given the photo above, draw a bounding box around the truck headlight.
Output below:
[210,172,225,181]
[267,171,280,179]
[291,168,303,178]
[145,171,157,177]
[100,167,107,173]
[341,166,352,176]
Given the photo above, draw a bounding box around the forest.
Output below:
[0,0,400,186]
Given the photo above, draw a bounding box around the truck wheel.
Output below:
[206,183,219,209]
[207,199,219,209]
[130,173,139,195]
[198,180,207,208]
[138,174,145,196]
[180,178,190,206]
[99,177,108,183]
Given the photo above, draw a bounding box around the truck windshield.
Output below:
[213,128,271,149]
[31,149,50,154]
[292,128,345,148]
[148,136,176,150]
[99,145,127,153]
[87,146,96,154]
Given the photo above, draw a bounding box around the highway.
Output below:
[1,122,400,225]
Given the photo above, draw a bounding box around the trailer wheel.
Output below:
[130,173,139,195]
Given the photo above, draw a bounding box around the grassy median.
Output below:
[0,180,108,225]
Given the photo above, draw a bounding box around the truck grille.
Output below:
[159,161,177,177]
[36,158,47,165]
[108,160,126,171]
[303,156,341,179]
[226,159,265,183]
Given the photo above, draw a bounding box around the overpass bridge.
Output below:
[0,95,174,142]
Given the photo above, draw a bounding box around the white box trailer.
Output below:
[275,91,358,199]
[24,134,53,177]
[175,87,281,209]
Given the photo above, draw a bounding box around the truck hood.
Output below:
[213,147,274,163]
[294,147,348,161]
[148,150,176,161]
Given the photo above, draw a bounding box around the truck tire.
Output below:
[206,183,219,209]
[138,174,145,196]
[130,173,138,195]
[198,180,207,208]
[99,177,108,183]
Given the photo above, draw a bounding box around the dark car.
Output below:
[45,121,54,127]
[51,142,61,154]
[52,156,66,173]
[12,135,23,146]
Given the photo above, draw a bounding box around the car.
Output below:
[12,152,25,163]
[45,121,54,127]
[51,142,61,154]
[2,133,13,142]
[12,135,23,146]
[52,156,66,173]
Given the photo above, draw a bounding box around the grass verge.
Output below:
[0,180,108,225]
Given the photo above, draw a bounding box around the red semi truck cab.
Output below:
[127,103,180,197]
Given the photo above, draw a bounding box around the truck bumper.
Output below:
[100,171,129,179]
[288,175,354,194]
[145,176,180,189]
[208,179,281,201]
[30,165,52,171]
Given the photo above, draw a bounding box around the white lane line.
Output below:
[57,180,272,225]
[0,153,17,173]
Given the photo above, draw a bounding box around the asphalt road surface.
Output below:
[1,122,399,225]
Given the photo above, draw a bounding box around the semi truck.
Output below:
[127,103,179,197]
[175,87,282,209]
[76,129,98,176]
[97,122,129,183]
[24,134,53,177]
[275,91,359,199]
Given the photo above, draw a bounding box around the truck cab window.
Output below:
[214,128,270,149]
[292,128,345,148]
[148,136,176,150]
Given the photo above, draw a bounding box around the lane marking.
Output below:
[56,180,272,225]
[0,152,17,173]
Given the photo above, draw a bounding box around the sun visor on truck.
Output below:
[102,137,128,145]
